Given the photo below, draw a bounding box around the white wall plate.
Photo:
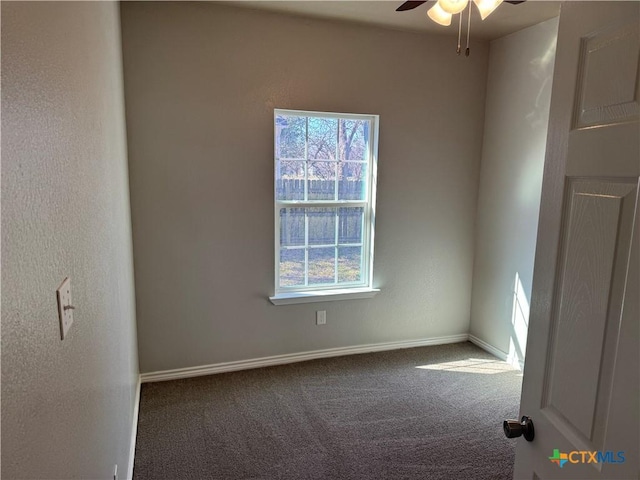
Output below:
[56,277,74,340]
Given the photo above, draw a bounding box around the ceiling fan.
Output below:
[396,0,526,56]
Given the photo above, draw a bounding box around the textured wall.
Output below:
[121,2,489,373]
[1,2,139,478]
[469,18,559,365]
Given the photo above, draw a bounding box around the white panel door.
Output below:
[512,2,639,479]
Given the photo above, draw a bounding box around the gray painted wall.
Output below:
[1,2,138,478]
[469,18,559,366]
[120,2,489,373]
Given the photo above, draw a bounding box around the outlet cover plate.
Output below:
[56,277,73,340]
[316,310,326,325]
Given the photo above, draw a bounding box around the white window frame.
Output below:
[270,109,380,305]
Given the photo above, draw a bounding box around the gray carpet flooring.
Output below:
[134,342,522,480]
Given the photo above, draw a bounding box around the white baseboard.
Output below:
[140,334,470,383]
[127,376,141,480]
[468,334,508,361]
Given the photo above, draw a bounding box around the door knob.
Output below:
[503,416,534,441]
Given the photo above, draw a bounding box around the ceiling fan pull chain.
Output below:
[465,1,471,56]
[456,8,462,55]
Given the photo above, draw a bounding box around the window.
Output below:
[271,109,379,304]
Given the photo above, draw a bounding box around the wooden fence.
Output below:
[276,179,364,201]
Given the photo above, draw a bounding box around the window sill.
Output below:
[269,287,380,305]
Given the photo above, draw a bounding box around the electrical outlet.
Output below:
[316,310,326,325]
[113,464,118,480]
[56,277,74,340]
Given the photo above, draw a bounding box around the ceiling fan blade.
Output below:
[396,1,428,12]
[504,1,526,4]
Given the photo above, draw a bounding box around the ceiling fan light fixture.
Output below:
[473,0,503,20]
[437,0,469,15]
[427,3,452,26]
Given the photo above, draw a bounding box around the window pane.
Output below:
[280,208,305,247]
[308,208,336,246]
[339,119,369,161]
[308,247,336,285]
[276,115,305,159]
[276,160,305,200]
[279,248,305,287]
[308,161,336,200]
[308,117,337,160]
[338,162,367,201]
[338,207,364,244]
[274,110,377,294]
[338,246,362,283]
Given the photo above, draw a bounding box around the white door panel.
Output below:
[513,2,639,479]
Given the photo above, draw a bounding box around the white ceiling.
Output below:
[224,1,561,40]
